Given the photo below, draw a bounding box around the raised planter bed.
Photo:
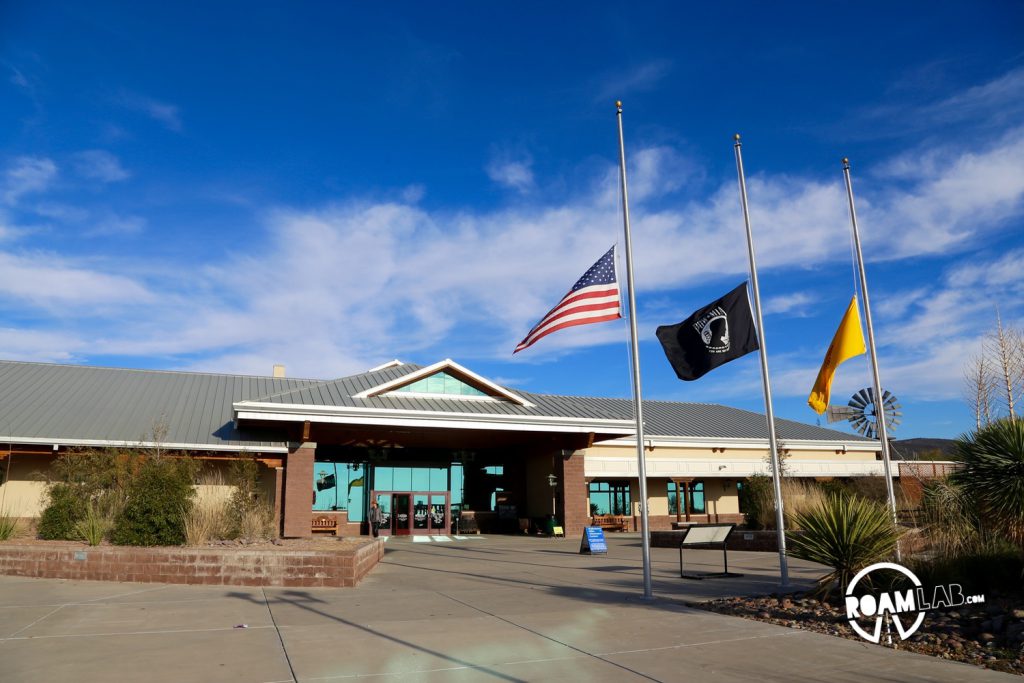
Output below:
[0,537,385,588]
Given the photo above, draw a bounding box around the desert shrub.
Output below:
[74,501,111,546]
[787,493,901,595]
[741,476,829,530]
[740,474,775,529]
[225,458,264,538]
[184,469,230,545]
[37,483,86,540]
[912,542,1023,595]
[0,510,18,541]
[781,479,827,530]
[238,502,276,542]
[951,417,1024,547]
[111,457,197,546]
[37,448,143,540]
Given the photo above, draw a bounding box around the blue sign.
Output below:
[580,526,608,554]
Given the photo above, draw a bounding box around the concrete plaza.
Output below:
[0,535,1014,682]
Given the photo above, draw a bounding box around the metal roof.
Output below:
[0,359,870,450]
[0,361,318,451]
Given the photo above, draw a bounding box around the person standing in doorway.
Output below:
[370,500,382,538]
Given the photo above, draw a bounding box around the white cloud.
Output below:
[3,156,57,205]
[118,92,183,132]
[73,150,130,182]
[84,214,146,237]
[763,292,816,316]
[0,251,154,308]
[485,153,534,193]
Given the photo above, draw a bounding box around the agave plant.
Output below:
[951,418,1024,547]
[787,493,901,595]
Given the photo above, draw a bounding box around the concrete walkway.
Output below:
[0,535,1014,682]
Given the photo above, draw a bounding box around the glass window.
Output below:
[429,467,447,490]
[392,371,487,397]
[375,467,393,491]
[392,467,412,491]
[588,481,631,516]
[312,462,366,520]
[411,467,430,491]
[451,463,463,506]
[668,482,705,515]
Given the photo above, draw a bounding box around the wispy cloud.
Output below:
[73,150,131,182]
[763,292,817,316]
[596,60,673,102]
[0,251,154,308]
[3,156,58,205]
[485,151,534,193]
[118,91,183,132]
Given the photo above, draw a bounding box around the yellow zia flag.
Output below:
[808,295,867,414]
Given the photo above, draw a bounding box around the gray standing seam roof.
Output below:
[0,360,870,450]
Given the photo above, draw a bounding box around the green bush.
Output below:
[740,474,775,529]
[787,493,901,595]
[111,457,197,546]
[37,483,86,540]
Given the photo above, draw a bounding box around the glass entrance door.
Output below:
[392,493,411,535]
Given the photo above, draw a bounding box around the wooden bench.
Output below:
[311,516,338,536]
[591,515,630,532]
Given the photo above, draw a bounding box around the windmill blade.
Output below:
[827,405,857,423]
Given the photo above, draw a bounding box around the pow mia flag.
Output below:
[656,282,760,381]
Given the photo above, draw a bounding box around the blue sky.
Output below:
[1,2,1022,439]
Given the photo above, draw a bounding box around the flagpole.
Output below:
[733,135,790,588]
[615,101,653,600]
[842,158,901,559]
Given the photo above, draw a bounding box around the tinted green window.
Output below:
[393,371,487,397]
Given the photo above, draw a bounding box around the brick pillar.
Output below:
[283,442,316,538]
[273,467,284,537]
[557,449,587,537]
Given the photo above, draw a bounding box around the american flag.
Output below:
[514,246,622,353]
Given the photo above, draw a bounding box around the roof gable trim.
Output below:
[352,359,534,407]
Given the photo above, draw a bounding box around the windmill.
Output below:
[826,387,902,439]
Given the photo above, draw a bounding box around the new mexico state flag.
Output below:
[808,296,867,414]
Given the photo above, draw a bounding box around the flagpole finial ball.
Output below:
[733,133,741,142]
[842,157,849,164]
[615,100,622,108]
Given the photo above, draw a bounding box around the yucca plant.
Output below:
[951,418,1024,547]
[787,493,901,595]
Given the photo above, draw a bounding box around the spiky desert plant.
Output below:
[0,510,18,541]
[951,418,1024,547]
[74,501,111,546]
[787,494,901,595]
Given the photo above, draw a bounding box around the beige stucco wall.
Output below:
[0,455,279,520]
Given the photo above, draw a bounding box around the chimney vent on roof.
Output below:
[273,364,286,378]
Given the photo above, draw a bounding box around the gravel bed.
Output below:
[691,592,1024,676]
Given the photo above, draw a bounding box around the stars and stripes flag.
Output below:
[514,246,622,353]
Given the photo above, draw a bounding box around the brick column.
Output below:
[283,442,316,538]
[273,467,284,537]
[557,449,588,537]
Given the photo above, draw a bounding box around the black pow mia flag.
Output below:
[656,281,760,381]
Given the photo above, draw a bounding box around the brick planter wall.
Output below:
[0,539,385,588]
